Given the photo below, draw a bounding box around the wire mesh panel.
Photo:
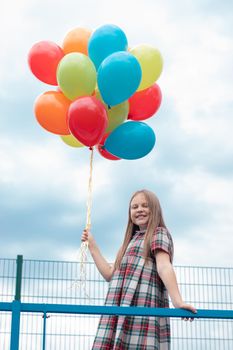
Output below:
[19,259,107,350]
[0,258,16,302]
[19,313,43,350]
[45,314,97,350]
[171,266,233,350]
[21,259,108,305]
[0,311,11,350]
[0,258,16,348]
[0,257,232,349]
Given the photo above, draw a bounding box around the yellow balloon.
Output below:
[130,45,163,91]
[60,134,84,148]
[95,89,129,132]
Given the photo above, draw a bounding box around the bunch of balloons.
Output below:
[28,24,163,160]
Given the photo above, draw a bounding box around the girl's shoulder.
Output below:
[152,226,174,261]
[153,226,174,244]
[155,226,171,236]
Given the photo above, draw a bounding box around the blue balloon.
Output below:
[88,24,128,70]
[98,52,142,106]
[104,121,156,160]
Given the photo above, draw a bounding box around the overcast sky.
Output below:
[0,0,232,267]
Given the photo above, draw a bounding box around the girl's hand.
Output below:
[176,302,197,321]
[81,229,95,249]
[81,229,89,242]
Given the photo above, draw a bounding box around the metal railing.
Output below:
[1,301,233,350]
[0,256,233,349]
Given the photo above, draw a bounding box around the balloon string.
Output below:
[86,147,94,230]
[77,147,94,298]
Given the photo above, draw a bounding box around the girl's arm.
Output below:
[156,251,197,315]
[81,229,114,282]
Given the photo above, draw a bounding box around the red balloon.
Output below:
[128,83,162,121]
[97,133,121,161]
[68,96,108,147]
[28,41,64,85]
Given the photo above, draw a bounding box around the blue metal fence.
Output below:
[0,256,233,349]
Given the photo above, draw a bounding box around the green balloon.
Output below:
[60,134,84,148]
[57,53,96,100]
[95,89,129,132]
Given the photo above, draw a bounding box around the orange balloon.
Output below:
[62,27,92,55]
[34,91,71,135]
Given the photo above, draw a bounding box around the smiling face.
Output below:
[130,192,150,230]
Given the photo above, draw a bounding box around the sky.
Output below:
[0,0,233,267]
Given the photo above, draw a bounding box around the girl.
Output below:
[81,189,196,349]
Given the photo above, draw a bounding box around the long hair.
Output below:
[114,189,167,270]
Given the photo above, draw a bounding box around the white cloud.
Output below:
[0,137,113,206]
[162,167,233,266]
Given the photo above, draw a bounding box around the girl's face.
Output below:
[130,193,150,230]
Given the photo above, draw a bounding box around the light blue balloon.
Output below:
[88,24,128,70]
[104,121,156,160]
[98,52,142,107]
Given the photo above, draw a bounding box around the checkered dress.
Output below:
[92,227,174,350]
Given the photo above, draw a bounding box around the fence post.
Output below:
[10,255,23,350]
[10,300,21,350]
[42,312,49,350]
[15,255,23,301]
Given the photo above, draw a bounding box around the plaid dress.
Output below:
[92,227,174,350]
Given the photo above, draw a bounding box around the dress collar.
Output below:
[134,229,146,235]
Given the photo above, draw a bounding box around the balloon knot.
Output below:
[108,105,112,110]
[89,146,93,151]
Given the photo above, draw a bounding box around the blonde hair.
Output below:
[114,189,167,270]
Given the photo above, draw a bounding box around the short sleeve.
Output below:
[151,227,174,262]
